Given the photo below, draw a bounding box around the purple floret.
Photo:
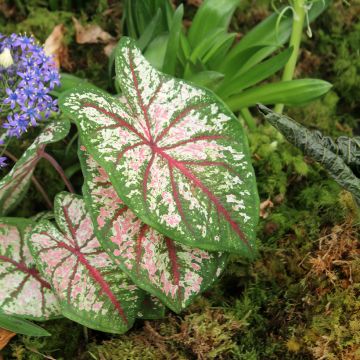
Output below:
[0,33,60,139]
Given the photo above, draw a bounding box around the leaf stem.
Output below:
[274,0,306,114]
[40,151,75,194]
[239,108,256,131]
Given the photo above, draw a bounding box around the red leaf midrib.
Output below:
[0,255,51,289]
[81,99,251,250]
[128,48,153,142]
[56,241,128,324]
[154,147,250,248]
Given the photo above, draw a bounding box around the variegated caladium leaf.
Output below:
[60,37,259,257]
[28,193,144,334]
[0,120,71,215]
[79,145,227,312]
[0,218,60,320]
[138,294,165,320]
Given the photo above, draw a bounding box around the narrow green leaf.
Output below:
[144,34,169,71]
[186,71,224,90]
[220,45,275,79]
[136,9,162,51]
[188,0,239,47]
[163,4,184,75]
[226,79,332,111]
[205,33,236,70]
[219,47,293,98]
[202,32,236,65]
[0,313,50,337]
[221,1,329,78]
[189,28,224,64]
[233,0,329,52]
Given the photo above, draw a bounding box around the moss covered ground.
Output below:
[0,0,359,359]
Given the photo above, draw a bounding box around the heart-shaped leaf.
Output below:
[0,218,60,320]
[60,37,259,257]
[79,145,227,312]
[28,193,144,334]
[0,120,70,215]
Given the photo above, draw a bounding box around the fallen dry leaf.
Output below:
[43,24,73,70]
[103,41,117,57]
[0,328,16,350]
[260,199,274,219]
[44,24,66,68]
[187,0,203,6]
[0,0,15,18]
[73,17,114,44]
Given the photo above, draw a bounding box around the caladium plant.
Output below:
[60,37,259,258]
[28,192,164,333]
[0,120,70,215]
[78,144,228,312]
[0,218,60,320]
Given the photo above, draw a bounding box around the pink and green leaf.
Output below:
[0,120,71,215]
[28,193,144,334]
[79,145,227,312]
[60,37,259,257]
[0,218,60,320]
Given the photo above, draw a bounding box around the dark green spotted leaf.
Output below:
[259,105,360,204]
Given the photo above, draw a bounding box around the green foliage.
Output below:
[117,0,332,112]
[0,314,50,337]
[0,1,359,359]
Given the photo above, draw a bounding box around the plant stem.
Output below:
[40,151,75,194]
[4,150,53,210]
[274,0,306,114]
[239,108,256,131]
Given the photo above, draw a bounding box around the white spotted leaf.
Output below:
[0,120,71,215]
[0,218,60,320]
[28,193,144,334]
[79,145,227,312]
[60,37,259,256]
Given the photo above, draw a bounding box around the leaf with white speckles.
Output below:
[137,294,165,320]
[28,193,144,334]
[0,120,71,215]
[0,218,60,320]
[79,145,227,312]
[59,37,259,256]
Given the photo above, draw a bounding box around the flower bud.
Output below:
[0,48,14,68]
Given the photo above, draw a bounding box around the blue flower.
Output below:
[0,156,7,168]
[4,88,24,109]
[0,33,60,140]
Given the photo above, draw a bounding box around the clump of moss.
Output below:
[86,332,171,360]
